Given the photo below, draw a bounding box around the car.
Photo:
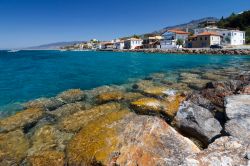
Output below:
[210,45,223,49]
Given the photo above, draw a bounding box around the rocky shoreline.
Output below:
[113,48,250,55]
[0,64,250,165]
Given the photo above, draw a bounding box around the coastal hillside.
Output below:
[26,41,84,50]
[217,10,250,43]
[155,17,219,34]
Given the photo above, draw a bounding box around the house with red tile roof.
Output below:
[187,32,222,48]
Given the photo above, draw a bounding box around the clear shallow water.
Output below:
[0,50,250,115]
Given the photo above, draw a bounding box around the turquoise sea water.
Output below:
[0,50,250,116]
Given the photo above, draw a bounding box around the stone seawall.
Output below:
[113,48,250,55]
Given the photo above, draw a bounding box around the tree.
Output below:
[132,34,140,39]
[176,39,184,46]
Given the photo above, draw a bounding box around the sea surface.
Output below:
[0,50,250,117]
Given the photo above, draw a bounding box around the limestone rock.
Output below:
[184,137,248,166]
[0,108,44,132]
[56,89,85,103]
[66,114,200,166]
[26,151,65,166]
[174,101,222,145]
[0,130,29,166]
[224,95,250,144]
[58,102,122,132]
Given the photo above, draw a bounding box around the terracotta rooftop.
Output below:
[197,32,221,36]
[168,29,189,35]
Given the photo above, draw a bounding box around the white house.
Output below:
[124,38,143,49]
[194,26,245,46]
[160,29,189,49]
[113,39,125,50]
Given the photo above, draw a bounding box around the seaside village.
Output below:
[63,20,246,51]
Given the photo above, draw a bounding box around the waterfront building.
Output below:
[187,32,221,48]
[124,38,143,49]
[142,34,163,48]
[114,39,125,50]
[160,29,189,49]
[194,26,245,46]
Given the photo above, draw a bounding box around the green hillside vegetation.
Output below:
[217,10,250,44]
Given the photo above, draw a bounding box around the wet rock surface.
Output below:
[174,101,222,145]
[0,64,250,166]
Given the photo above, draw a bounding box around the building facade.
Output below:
[142,34,163,48]
[124,38,143,49]
[160,29,189,49]
[187,32,221,48]
[194,26,245,46]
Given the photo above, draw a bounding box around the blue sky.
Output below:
[0,0,249,49]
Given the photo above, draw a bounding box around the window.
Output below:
[234,33,237,36]
[200,37,202,40]
[205,37,208,40]
[228,33,231,36]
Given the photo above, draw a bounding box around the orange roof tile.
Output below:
[197,32,221,36]
[168,29,189,35]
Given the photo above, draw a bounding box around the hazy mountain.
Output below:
[25,41,84,50]
[154,17,219,34]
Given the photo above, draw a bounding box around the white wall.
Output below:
[130,40,142,49]
[210,36,221,45]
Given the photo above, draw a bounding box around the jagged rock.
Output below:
[241,84,250,94]
[184,137,249,166]
[58,102,122,132]
[27,125,73,155]
[202,80,244,108]
[224,95,250,144]
[0,130,29,166]
[56,89,85,103]
[66,114,200,166]
[174,101,222,145]
[24,98,64,111]
[26,151,65,166]
[188,93,215,111]
[0,108,44,132]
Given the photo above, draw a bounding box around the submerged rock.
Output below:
[26,150,65,166]
[24,98,64,111]
[56,89,85,103]
[201,72,228,81]
[0,108,44,132]
[174,101,222,145]
[0,130,29,166]
[184,137,249,166]
[224,95,250,144]
[66,114,200,166]
[58,102,122,132]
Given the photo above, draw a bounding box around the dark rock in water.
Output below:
[224,95,250,144]
[24,98,64,111]
[202,80,244,108]
[0,108,44,133]
[174,101,222,145]
[184,137,249,166]
[56,89,85,104]
[0,130,29,166]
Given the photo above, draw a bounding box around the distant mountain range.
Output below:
[25,41,84,50]
[154,17,219,34]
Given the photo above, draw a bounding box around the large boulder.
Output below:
[0,108,44,132]
[174,101,222,145]
[184,137,249,166]
[224,95,250,144]
[0,130,29,166]
[66,114,200,166]
[96,90,124,103]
